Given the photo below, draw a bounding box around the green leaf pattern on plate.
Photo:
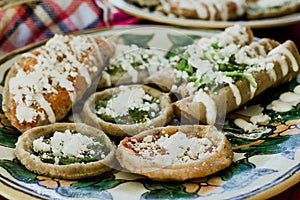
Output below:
[117,34,154,48]
[221,159,277,191]
[0,159,37,183]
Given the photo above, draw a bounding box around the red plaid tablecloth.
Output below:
[0,0,140,56]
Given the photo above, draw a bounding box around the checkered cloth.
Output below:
[0,0,140,56]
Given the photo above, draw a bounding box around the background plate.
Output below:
[109,0,300,29]
[0,25,299,200]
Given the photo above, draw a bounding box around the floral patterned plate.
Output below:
[109,0,300,29]
[0,26,299,200]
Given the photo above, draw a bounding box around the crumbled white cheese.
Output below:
[95,86,160,120]
[170,24,263,96]
[127,131,216,165]
[198,24,249,47]
[106,44,168,82]
[32,129,105,164]
[33,137,51,152]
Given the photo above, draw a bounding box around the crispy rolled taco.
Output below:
[171,25,300,124]
[2,34,115,132]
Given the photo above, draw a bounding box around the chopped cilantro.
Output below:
[223,71,257,88]
[211,42,222,49]
[175,59,194,75]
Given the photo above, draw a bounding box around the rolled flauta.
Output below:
[173,39,300,125]
[2,34,115,132]
[156,0,246,21]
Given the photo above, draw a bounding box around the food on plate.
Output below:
[2,34,115,132]
[14,123,116,179]
[246,0,300,19]
[125,0,300,20]
[4,23,300,182]
[82,85,173,137]
[155,0,247,21]
[116,125,233,181]
[147,24,254,94]
[126,0,161,7]
[148,24,300,125]
[98,44,168,89]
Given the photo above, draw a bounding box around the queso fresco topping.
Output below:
[123,131,217,165]
[95,86,161,124]
[169,25,265,95]
[104,44,168,82]
[32,130,108,165]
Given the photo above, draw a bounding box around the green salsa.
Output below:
[33,130,109,165]
[94,86,161,125]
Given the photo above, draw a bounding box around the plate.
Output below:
[0,25,300,200]
[109,0,300,29]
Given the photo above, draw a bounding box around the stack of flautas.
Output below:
[148,25,300,125]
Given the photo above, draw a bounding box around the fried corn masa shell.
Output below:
[156,0,247,21]
[2,34,115,132]
[14,123,116,180]
[82,84,174,137]
[115,125,233,181]
[173,38,300,125]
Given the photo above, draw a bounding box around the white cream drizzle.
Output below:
[266,64,277,83]
[193,90,217,124]
[229,83,242,106]
[191,1,208,19]
[269,44,299,72]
